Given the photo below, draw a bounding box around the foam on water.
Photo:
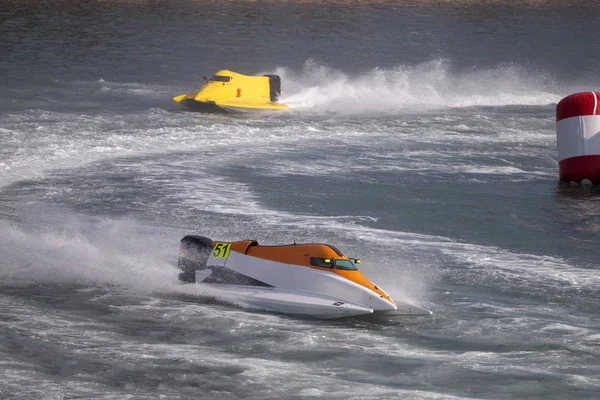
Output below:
[7,183,591,324]
[437,243,600,294]
[0,110,268,187]
[2,2,600,397]
[0,102,583,326]
[1,59,562,192]
[1,203,598,398]
[0,216,178,291]
[6,58,569,118]
[275,59,564,113]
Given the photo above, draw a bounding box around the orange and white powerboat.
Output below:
[177,235,431,319]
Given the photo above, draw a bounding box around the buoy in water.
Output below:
[556,92,600,185]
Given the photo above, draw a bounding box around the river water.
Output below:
[1,1,599,399]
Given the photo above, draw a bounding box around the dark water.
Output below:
[1,1,600,399]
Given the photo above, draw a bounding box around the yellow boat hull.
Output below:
[173,70,288,113]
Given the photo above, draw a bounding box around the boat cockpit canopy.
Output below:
[210,75,231,82]
[334,259,359,271]
[310,257,359,271]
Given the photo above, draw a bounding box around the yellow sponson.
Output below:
[173,70,289,112]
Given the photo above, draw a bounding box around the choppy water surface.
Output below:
[1,1,600,399]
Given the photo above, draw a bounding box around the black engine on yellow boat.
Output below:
[173,70,289,113]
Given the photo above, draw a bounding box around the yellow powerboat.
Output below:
[173,70,289,113]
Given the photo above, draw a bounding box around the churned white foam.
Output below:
[0,216,179,291]
[437,242,600,294]
[273,59,563,113]
[0,110,275,188]
[53,77,175,98]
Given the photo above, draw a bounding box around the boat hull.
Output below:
[185,282,432,319]
[178,98,288,114]
[173,70,289,113]
[193,283,375,318]
[177,235,432,319]
[179,99,229,113]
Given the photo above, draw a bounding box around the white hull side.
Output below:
[192,281,374,318]
[211,250,397,312]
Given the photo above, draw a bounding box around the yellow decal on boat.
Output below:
[212,243,232,259]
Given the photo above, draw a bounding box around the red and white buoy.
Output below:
[556,92,600,185]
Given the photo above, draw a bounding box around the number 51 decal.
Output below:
[212,242,231,259]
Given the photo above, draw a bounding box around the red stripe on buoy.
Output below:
[559,155,600,184]
[556,92,600,121]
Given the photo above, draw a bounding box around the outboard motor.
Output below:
[263,75,282,102]
[177,235,213,283]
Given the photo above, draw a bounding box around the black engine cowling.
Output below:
[263,74,282,102]
[177,235,213,283]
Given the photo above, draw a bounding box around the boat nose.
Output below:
[370,294,397,311]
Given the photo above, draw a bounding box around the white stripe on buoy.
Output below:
[556,116,600,161]
[556,91,600,184]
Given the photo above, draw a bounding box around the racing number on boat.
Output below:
[212,242,231,259]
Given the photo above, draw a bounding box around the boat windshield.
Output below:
[210,75,231,82]
[310,257,333,268]
[335,259,359,271]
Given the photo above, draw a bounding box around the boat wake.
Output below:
[273,59,564,113]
